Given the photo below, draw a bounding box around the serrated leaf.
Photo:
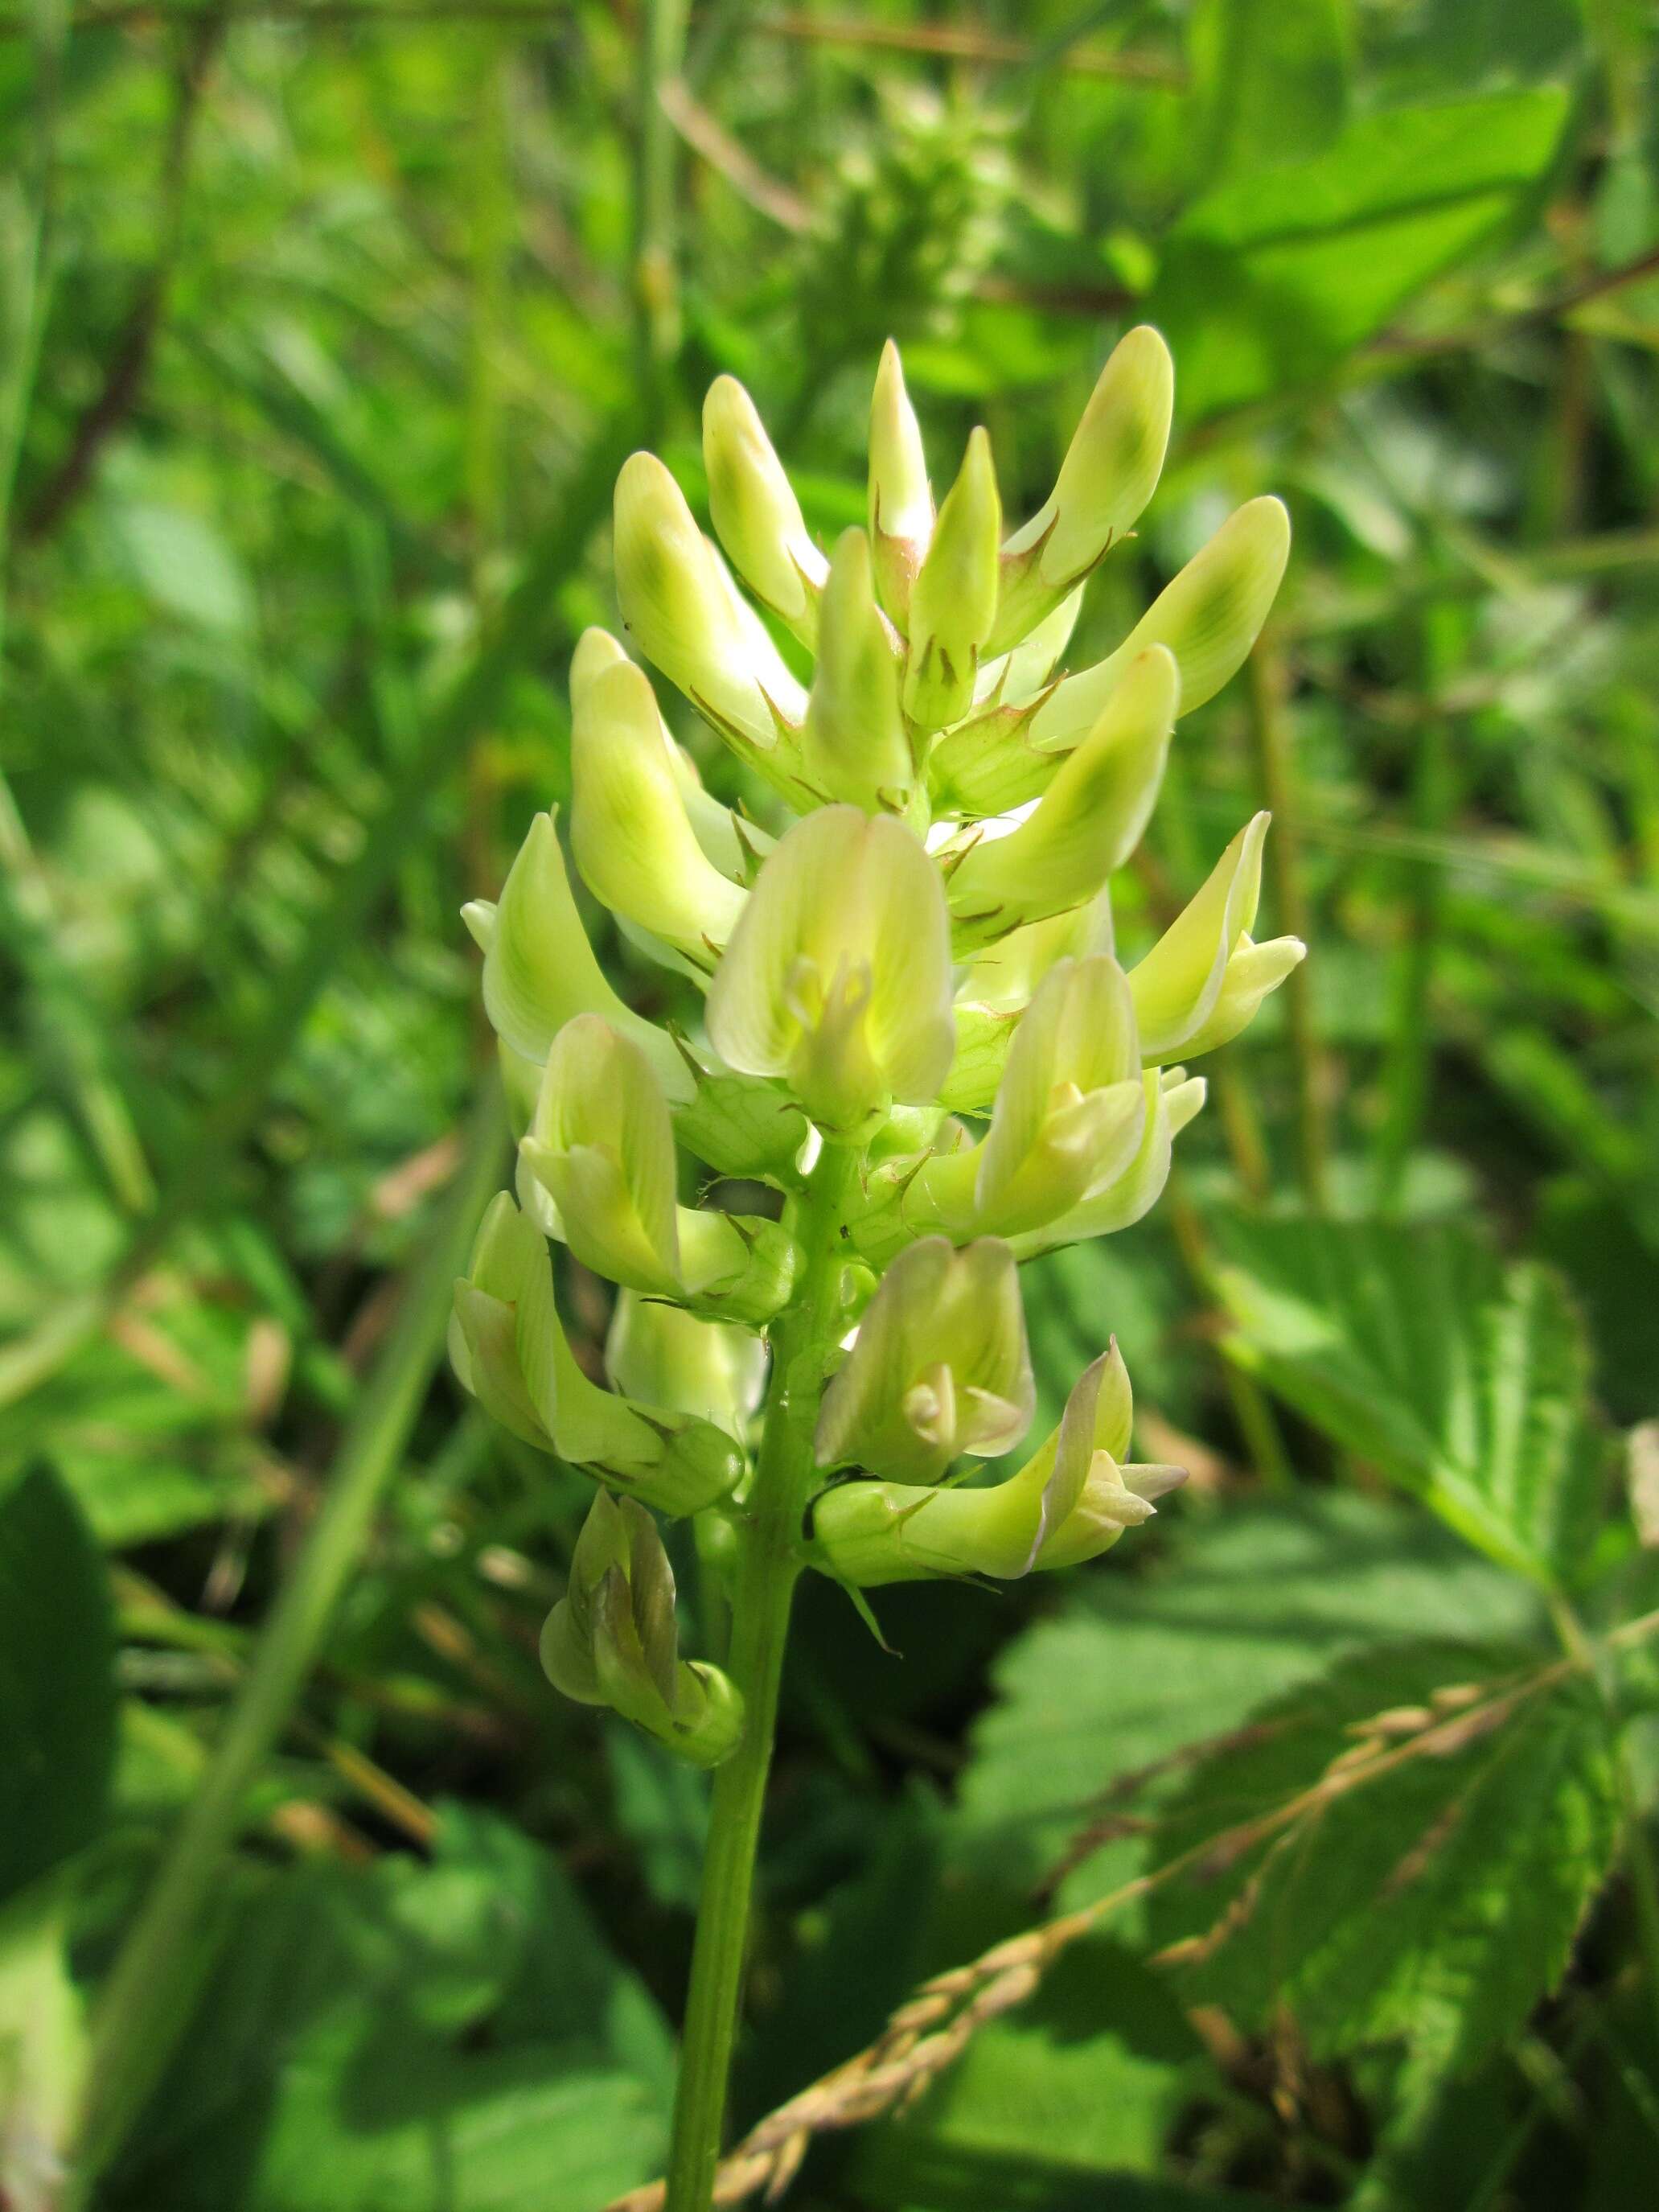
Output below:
[850,1937,1216,2212]
[1145,1641,1619,2070]
[952,1493,1536,1895]
[1209,1216,1609,1587]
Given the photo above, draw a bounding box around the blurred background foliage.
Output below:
[2,3,1659,2210]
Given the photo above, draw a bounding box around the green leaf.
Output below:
[1209,1215,1610,1586]
[1189,0,1350,186]
[1149,89,1571,419]
[850,1936,1223,2212]
[952,1492,1536,1896]
[0,1464,116,1902]
[109,1806,673,2212]
[1145,1642,1620,2070]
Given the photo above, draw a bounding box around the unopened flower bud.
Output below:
[910,956,1147,1240]
[522,1016,800,1322]
[799,528,914,812]
[1032,496,1291,754]
[541,1492,744,1766]
[606,1291,767,1440]
[613,451,807,768]
[808,1342,1182,1586]
[450,1194,741,1515]
[991,325,1174,653]
[946,646,1178,953]
[469,810,692,1103]
[867,339,933,629]
[571,650,746,961]
[904,427,1001,734]
[572,627,760,879]
[706,806,955,1135]
[1128,812,1304,1063]
[815,1236,1033,1485]
[703,374,827,639]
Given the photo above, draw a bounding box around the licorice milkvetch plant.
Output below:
[452,330,1299,2210]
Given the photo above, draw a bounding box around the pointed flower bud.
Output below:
[706,806,955,1135]
[1128,812,1304,1063]
[903,426,1001,734]
[807,1342,1185,1585]
[450,1194,741,1515]
[990,326,1174,654]
[815,1236,1033,1485]
[799,528,914,812]
[908,956,1147,1240]
[540,1492,744,1766]
[570,651,746,960]
[703,375,827,639]
[470,810,692,1103]
[520,1016,800,1322]
[572,626,760,881]
[613,450,807,767]
[867,339,933,630]
[1031,497,1291,754]
[605,1291,767,1441]
[946,646,1178,953]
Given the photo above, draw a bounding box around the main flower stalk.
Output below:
[450,330,1303,2212]
[663,1141,861,2212]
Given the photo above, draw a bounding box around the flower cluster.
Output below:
[454,330,1300,1765]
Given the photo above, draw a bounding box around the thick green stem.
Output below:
[68,1084,510,2193]
[663,1141,860,2212]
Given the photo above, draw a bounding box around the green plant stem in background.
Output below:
[633,0,689,434]
[1246,639,1327,1211]
[663,1141,862,2212]
[67,1083,510,2193]
[1372,610,1456,1213]
[0,424,628,1415]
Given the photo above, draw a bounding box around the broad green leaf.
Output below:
[1149,90,1571,419]
[952,1493,1535,1895]
[851,1936,1219,2212]
[0,1465,116,1902]
[109,1807,672,2212]
[1208,1216,1610,1586]
[1189,0,1350,185]
[1146,1642,1620,2070]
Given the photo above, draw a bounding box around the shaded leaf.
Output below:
[0,1465,116,1902]
[1151,90,1570,419]
[953,1492,1535,1894]
[1209,1215,1609,1585]
[1146,1641,1619,2070]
